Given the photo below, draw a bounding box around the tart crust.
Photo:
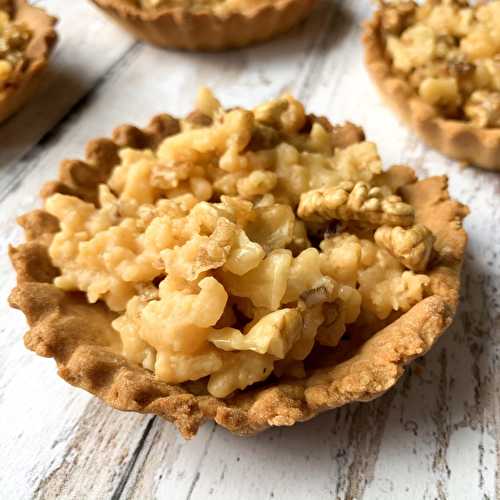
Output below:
[9,111,468,438]
[0,0,57,124]
[363,11,500,171]
[89,0,317,51]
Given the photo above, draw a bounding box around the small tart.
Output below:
[363,0,500,171]
[9,89,468,438]
[89,0,317,50]
[0,0,57,124]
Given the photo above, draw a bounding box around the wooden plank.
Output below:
[0,323,152,499]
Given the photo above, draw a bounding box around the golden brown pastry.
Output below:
[88,0,316,50]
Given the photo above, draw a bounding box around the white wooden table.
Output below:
[1,1,499,498]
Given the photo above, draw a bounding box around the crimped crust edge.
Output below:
[89,0,317,51]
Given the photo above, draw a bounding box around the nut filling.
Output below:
[45,89,436,399]
[379,0,500,128]
[0,2,32,94]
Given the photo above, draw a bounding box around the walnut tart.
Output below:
[364,0,500,171]
[9,89,468,438]
[0,0,57,124]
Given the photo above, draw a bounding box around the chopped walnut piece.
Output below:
[236,170,278,198]
[246,124,281,151]
[207,351,274,398]
[320,234,365,288]
[374,224,435,272]
[161,217,237,281]
[154,348,224,384]
[283,248,335,304]
[185,110,213,128]
[358,245,430,320]
[151,161,198,191]
[288,303,325,360]
[419,77,462,112]
[464,90,500,128]
[387,24,436,74]
[208,308,303,359]
[319,232,429,320]
[330,142,383,182]
[380,1,416,36]
[330,122,366,149]
[315,301,345,348]
[254,94,306,134]
[196,86,222,118]
[315,284,361,347]
[245,204,295,252]
[223,228,265,276]
[220,250,293,311]
[298,181,415,227]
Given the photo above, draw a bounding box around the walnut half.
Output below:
[297,181,415,227]
[374,224,435,272]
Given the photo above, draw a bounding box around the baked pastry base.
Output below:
[89,0,317,51]
[363,12,500,172]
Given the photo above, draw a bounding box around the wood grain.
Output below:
[0,1,498,499]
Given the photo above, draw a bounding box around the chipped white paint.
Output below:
[0,1,499,499]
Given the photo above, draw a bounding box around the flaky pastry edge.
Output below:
[0,0,58,124]
[363,10,500,171]
[89,0,317,51]
[8,111,469,438]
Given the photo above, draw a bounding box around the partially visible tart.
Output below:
[0,0,57,124]
[9,89,468,438]
[89,0,317,50]
[364,0,500,171]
